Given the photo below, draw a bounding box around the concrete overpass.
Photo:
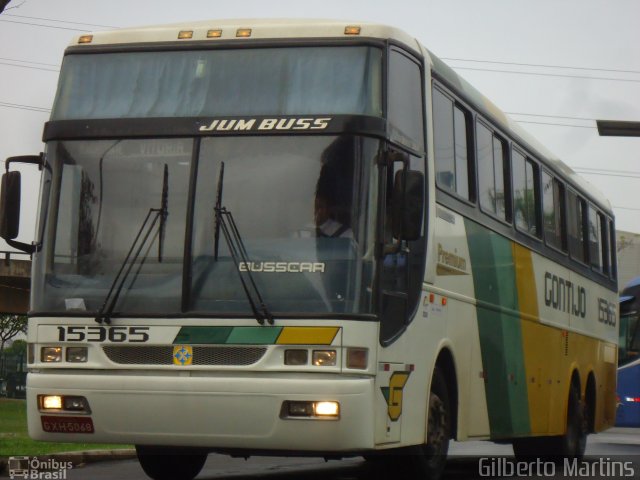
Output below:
[0,251,30,314]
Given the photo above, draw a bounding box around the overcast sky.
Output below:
[0,0,639,253]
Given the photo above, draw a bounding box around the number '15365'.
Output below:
[57,326,150,342]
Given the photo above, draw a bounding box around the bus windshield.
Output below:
[32,135,379,317]
[51,46,382,120]
[619,311,640,366]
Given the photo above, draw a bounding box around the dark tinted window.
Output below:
[513,149,539,236]
[388,49,424,151]
[432,87,471,199]
[588,206,605,273]
[542,171,565,250]
[568,190,586,262]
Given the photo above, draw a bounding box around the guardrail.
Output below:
[0,250,31,267]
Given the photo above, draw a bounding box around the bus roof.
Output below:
[69,18,420,50]
[69,18,611,213]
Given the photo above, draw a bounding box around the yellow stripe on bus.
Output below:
[276,327,340,345]
[512,243,553,434]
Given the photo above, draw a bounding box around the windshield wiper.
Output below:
[214,162,274,325]
[95,164,169,324]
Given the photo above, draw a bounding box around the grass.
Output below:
[0,398,131,457]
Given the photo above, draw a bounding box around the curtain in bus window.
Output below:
[588,207,604,272]
[432,89,455,192]
[542,172,564,250]
[513,151,538,236]
[51,47,383,120]
[433,89,470,200]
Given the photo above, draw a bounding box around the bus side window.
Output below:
[567,190,587,263]
[588,206,605,274]
[608,218,617,280]
[388,49,424,152]
[432,86,472,200]
[542,171,566,251]
[512,149,540,237]
[477,121,508,221]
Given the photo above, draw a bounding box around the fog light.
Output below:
[314,401,340,417]
[64,396,90,412]
[41,395,62,410]
[41,347,62,363]
[287,401,314,417]
[285,349,308,366]
[347,348,368,369]
[66,347,88,363]
[312,350,336,366]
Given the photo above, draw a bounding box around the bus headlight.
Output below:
[282,400,340,419]
[284,349,308,366]
[41,347,62,363]
[312,350,336,366]
[314,401,340,417]
[41,395,62,410]
[39,395,91,413]
[66,347,88,363]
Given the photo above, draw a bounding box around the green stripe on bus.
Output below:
[226,326,283,344]
[174,326,283,344]
[174,326,234,344]
[465,219,531,438]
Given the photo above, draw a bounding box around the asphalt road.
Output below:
[7,428,640,480]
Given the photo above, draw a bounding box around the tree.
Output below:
[5,338,26,355]
[0,314,27,353]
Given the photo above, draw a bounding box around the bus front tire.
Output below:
[413,366,450,480]
[135,445,207,480]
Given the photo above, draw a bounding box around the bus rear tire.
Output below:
[512,383,587,460]
[555,383,587,459]
[135,445,207,480]
[412,367,450,480]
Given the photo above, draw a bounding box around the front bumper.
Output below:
[27,371,375,452]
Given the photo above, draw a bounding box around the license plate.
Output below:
[41,416,94,434]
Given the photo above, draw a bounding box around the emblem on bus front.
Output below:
[173,346,193,366]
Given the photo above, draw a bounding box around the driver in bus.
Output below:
[314,136,354,239]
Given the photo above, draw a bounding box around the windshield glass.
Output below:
[51,46,382,120]
[190,135,377,315]
[32,136,379,316]
[32,139,193,314]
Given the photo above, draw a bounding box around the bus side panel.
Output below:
[465,219,531,439]
[431,207,490,439]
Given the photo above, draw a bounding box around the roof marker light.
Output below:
[344,26,361,35]
[178,30,194,40]
[207,29,223,38]
[236,28,252,38]
[78,35,93,44]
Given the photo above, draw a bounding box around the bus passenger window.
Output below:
[567,190,587,263]
[608,219,617,279]
[542,172,565,251]
[477,122,507,221]
[432,87,471,200]
[512,150,539,237]
[588,207,605,273]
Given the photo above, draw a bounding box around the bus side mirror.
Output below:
[392,170,424,241]
[0,171,21,240]
[0,153,44,254]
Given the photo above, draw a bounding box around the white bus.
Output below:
[0,19,618,480]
